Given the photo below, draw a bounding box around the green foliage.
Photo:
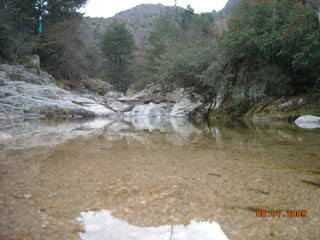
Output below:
[220,0,320,93]
[0,0,87,65]
[194,13,215,34]
[143,7,216,90]
[101,21,135,91]
[38,17,89,80]
[180,5,195,30]
[0,1,36,62]
[156,44,213,88]
[145,12,178,74]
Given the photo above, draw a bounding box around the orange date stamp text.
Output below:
[256,210,307,218]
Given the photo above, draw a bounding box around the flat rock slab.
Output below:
[0,66,115,118]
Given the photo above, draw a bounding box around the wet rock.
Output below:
[295,115,320,129]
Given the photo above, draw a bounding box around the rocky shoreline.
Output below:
[0,63,319,129]
[0,64,204,119]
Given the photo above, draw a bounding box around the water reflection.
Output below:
[77,210,229,240]
[0,116,319,155]
[0,116,204,151]
[1,117,320,240]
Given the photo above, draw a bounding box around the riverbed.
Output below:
[0,117,319,240]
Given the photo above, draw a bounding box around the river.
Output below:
[0,117,319,240]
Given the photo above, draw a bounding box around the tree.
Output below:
[220,0,320,94]
[0,0,87,62]
[180,5,195,30]
[101,21,135,91]
[38,16,89,80]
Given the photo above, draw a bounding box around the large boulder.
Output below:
[103,91,132,113]
[24,55,40,74]
[167,88,203,117]
[81,78,111,96]
[118,84,164,104]
[107,101,133,113]
[104,85,166,115]
[116,87,203,117]
[295,115,320,129]
[170,97,202,117]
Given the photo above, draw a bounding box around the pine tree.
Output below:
[101,21,135,90]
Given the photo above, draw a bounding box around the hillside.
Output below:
[77,4,184,79]
[2,0,319,120]
[80,4,181,49]
[220,0,242,16]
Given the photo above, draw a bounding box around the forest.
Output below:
[1,0,320,116]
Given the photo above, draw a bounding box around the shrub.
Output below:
[220,0,320,94]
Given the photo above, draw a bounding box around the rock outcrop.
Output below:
[0,64,55,86]
[0,64,203,119]
[0,65,115,118]
[125,103,168,116]
[117,87,203,117]
[168,89,202,117]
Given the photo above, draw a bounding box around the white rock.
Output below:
[104,91,124,100]
[125,103,168,116]
[0,132,12,141]
[170,98,202,117]
[295,115,320,129]
[0,66,116,117]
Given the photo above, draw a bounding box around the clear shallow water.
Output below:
[0,117,320,240]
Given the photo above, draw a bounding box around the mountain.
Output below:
[113,4,177,47]
[76,1,238,78]
[221,0,242,16]
[221,0,320,16]
[78,4,183,78]
[80,4,180,49]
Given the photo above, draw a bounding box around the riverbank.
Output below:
[1,63,319,128]
[208,95,320,122]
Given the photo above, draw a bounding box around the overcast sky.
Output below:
[82,0,228,18]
